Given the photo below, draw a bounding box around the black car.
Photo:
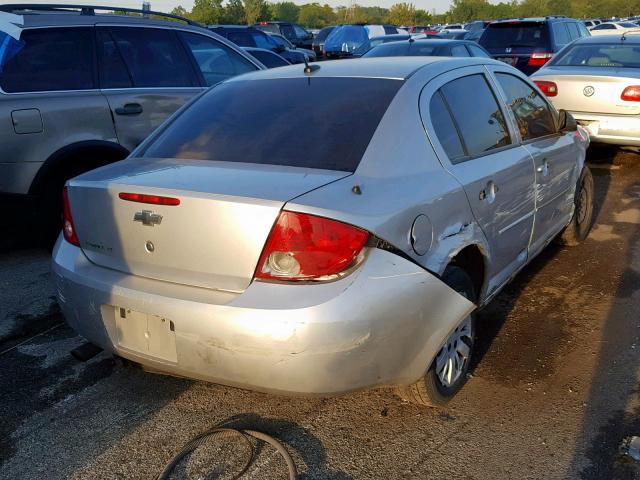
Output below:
[255,21,313,49]
[242,47,290,68]
[312,26,334,57]
[210,25,312,64]
[478,17,591,75]
[362,38,491,59]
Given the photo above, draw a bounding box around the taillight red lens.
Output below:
[621,85,640,102]
[528,52,553,66]
[62,186,80,246]
[118,192,180,206]
[534,80,558,97]
[255,211,369,282]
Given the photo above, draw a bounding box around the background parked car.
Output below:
[465,20,492,32]
[242,47,291,68]
[323,24,408,58]
[531,34,640,148]
[589,22,640,36]
[267,32,316,61]
[584,19,602,29]
[439,30,471,39]
[210,25,313,64]
[254,21,313,49]
[311,26,335,57]
[479,17,591,75]
[363,39,491,59]
[352,33,416,57]
[0,5,263,242]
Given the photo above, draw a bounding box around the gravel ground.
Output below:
[1,148,640,480]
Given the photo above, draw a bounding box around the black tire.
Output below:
[397,265,476,407]
[556,166,595,247]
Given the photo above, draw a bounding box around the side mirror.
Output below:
[558,109,577,132]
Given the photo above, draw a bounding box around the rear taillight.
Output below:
[119,192,180,206]
[255,211,369,282]
[528,52,553,66]
[534,80,558,97]
[62,187,80,246]
[621,85,640,102]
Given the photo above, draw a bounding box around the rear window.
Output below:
[481,22,548,49]
[551,44,640,68]
[364,42,438,57]
[143,77,402,172]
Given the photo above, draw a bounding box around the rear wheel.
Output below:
[556,166,594,247]
[397,266,476,407]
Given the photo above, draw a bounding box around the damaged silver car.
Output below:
[52,57,593,406]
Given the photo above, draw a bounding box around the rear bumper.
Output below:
[52,239,475,396]
[572,112,640,146]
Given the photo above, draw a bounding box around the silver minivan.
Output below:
[0,5,263,240]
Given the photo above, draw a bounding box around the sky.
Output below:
[21,0,457,15]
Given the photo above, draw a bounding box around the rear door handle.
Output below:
[115,103,143,116]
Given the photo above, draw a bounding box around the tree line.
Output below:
[170,0,640,28]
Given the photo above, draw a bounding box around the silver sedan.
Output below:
[53,57,593,406]
[532,34,640,148]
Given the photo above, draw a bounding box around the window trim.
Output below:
[0,25,98,95]
[489,69,562,145]
[101,26,200,89]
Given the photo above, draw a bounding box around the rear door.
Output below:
[96,25,202,152]
[421,66,535,292]
[489,67,578,253]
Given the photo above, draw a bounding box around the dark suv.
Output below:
[254,21,313,49]
[479,17,590,75]
[0,4,262,242]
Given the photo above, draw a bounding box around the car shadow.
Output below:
[469,145,615,377]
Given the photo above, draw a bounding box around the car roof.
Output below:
[369,33,410,40]
[385,38,471,46]
[226,57,491,82]
[572,33,640,43]
[2,9,198,29]
[489,17,572,25]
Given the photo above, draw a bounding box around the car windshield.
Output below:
[481,22,547,48]
[551,44,640,67]
[363,41,439,57]
[143,77,403,172]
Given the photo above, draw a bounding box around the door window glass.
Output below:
[440,74,511,156]
[97,28,132,88]
[429,92,466,162]
[108,27,197,88]
[0,27,94,92]
[181,32,256,86]
[248,49,289,68]
[566,22,580,40]
[293,25,308,38]
[495,73,557,140]
[552,23,570,46]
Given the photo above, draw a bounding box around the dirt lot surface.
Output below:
[1,149,640,480]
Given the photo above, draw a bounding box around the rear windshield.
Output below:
[143,77,402,172]
[364,42,439,57]
[552,44,640,68]
[481,22,548,49]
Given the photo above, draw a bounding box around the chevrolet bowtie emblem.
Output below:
[134,210,162,226]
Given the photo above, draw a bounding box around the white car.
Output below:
[589,22,639,35]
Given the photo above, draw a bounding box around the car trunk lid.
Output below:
[535,68,640,115]
[68,158,351,292]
